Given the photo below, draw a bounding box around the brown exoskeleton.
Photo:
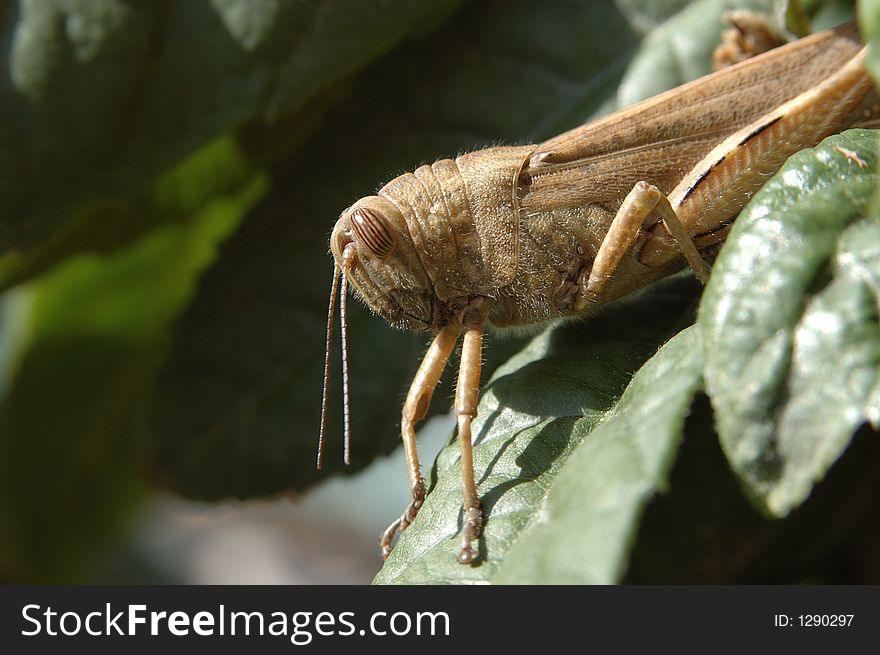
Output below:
[319,20,879,564]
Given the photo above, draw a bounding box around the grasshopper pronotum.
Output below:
[319,19,879,563]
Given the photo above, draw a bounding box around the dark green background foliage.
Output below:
[0,0,878,583]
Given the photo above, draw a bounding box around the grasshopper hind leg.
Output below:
[583,181,710,300]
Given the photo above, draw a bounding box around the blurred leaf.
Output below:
[0,156,265,581]
[806,1,856,31]
[700,130,880,517]
[0,0,457,581]
[149,0,773,499]
[0,136,255,290]
[861,0,880,82]
[616,0,775,106]
[0,0,462,250]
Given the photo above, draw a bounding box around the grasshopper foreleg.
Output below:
[380,306,487,563]
[585,181,710,297]
[381,324,460,559]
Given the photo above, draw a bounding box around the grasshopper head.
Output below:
[330,195,437,332]
[318,196,441,469]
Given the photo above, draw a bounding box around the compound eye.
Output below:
[351,207,397,259]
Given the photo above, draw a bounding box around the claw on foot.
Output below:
[380,518,401,560]
[457,506,483,564]
[380,483,425,559]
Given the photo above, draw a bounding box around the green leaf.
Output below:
[860,0,880,84]
[700,130,880,517]
[0,159,265,581]
[491,327,703,584]
[0,137,257,290]
[0,0,462,250]
[616,0,776,106]
[374,279,700,584]
[149,0,775,499]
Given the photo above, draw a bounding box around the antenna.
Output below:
[340,244,358,465]
[317,264,341,470]
[340,269,351,465]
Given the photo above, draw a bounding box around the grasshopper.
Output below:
[319,20,879,564]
